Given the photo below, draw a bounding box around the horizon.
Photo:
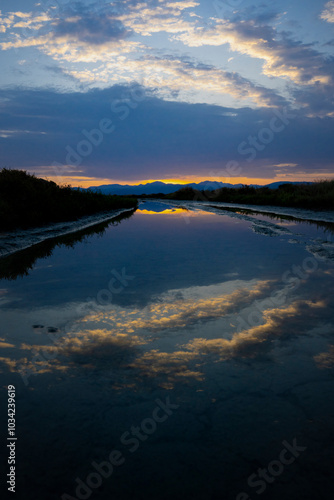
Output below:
[39,174,334,189]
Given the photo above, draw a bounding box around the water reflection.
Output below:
[1,201,334,500]
[314,345,334,369]
[0,209,136,280]
[137,203,212,219]
[137,201,189,215]
[2,274,333,391]
[138,208,189,216]
[206,204,334,236]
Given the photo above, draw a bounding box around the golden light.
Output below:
[33,172,334,189]
[137,208,189,216]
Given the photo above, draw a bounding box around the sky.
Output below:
[0,0,334,187]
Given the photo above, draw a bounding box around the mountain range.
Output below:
[86,181,311,196]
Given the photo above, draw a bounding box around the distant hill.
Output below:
[87,180,242,195]
[87,180,311,195]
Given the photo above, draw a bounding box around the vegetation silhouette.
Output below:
[0,169,138,231]
[164,181,334,210]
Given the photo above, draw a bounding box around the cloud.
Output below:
[116,0,200,36]
[0,1,200,62]
[0,0,200,50]
[0,11,50,32]
[0,6,143,63]
[183,299,327,361]
[320,1,334,23]
[167,10,334,116]
[65,54,286,107]
[175,19,333,86]
[1,6,287,108]
[1,1,332,115]
[51,14,133,45]
[2,278,271,387]
[5,278,330,389]
[291,85,334,118]
[1,33,143,64]
[0,3,143,63]
[0,85,333,182]
[314,345,334,369]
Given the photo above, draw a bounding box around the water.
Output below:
[1,201,334,500]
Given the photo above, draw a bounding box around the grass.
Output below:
[0,169,138,231]
[165,181,334,210]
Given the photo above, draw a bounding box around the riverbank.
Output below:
[0,169,138,231]
[163,180,334,210]
[0,207,136,260]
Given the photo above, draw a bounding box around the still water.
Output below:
[1,201,334,500]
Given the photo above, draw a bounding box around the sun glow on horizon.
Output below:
[137,208,189,216]
[36,173,334,189]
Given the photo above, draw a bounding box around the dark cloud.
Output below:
[291,78,334,116]
[51,12,132,45]
[275,31,333,83]
[32,1,135,45]
[0,85,333,181]
[55,16,130,44]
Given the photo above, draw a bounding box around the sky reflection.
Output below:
[1,201,334,391]
[2,274,333,391]
[1,201,334,500]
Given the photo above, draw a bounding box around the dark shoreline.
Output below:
[141,180,334,211]
[0,208,136,280]
[0,169,138,231]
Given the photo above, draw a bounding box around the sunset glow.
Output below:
[40,174,334,189]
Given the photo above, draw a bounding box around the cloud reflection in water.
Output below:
[0,278,331,389]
